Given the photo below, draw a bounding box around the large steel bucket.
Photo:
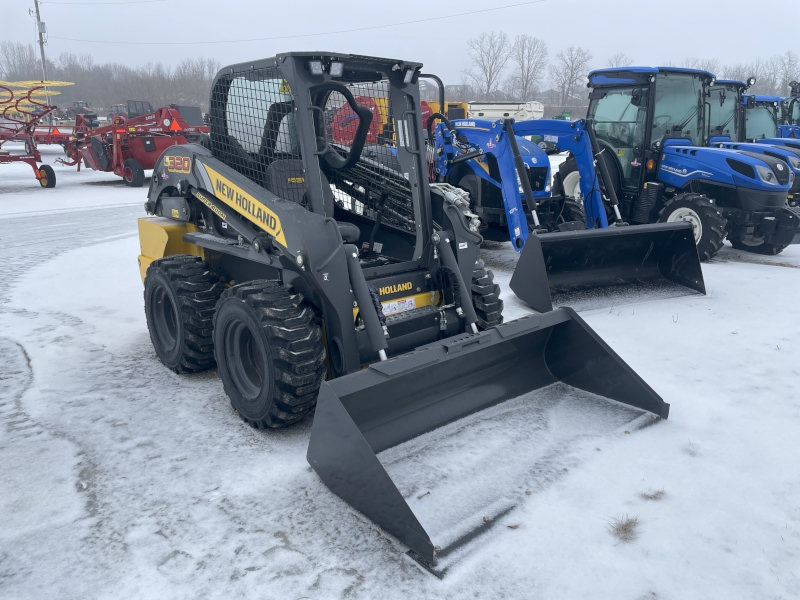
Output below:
[510,222,706,313]
[307,308,668,573]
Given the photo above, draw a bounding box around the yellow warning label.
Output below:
[287,177,304,183]
[201,163,287,247]
[194,191,227,220]
[171,208,179,218]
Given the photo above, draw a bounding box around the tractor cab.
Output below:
[587,67,713,194]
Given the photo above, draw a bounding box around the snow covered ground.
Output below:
[1,146,799,599]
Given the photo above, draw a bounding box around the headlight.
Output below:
[755,164,777,185]
[788,156,800,170]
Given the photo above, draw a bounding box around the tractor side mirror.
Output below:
[630,88,643,107]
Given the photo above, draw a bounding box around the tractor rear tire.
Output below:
[728,237,787,255]
[213,280,326,429]
[124,158,145,187]
[144,255,223,373]
[657,193,727,261]
[38,164,56,188]
[472,259,504,330]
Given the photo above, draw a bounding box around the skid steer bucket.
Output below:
[307,308,668,574]
[509,222,706,313]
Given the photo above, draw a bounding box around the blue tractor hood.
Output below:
[658,142,793,192]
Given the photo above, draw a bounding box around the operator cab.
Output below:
[208,53,432,270]
[587,66,715,195]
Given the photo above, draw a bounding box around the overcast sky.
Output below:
[3,0,798,83]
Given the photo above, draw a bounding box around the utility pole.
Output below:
[33,0,48,83]
[31,0,51,121]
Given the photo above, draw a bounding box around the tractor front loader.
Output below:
[137,52,670,572]
[430,114,705,313]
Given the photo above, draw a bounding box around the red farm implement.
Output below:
[0,80,74,188]
[59,104,209,187]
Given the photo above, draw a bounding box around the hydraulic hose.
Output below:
[344,244,389,361]
[434,231,479,334]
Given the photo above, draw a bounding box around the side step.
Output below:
[509,222,706,312]
[306,308,668,570]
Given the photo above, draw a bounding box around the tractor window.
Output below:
[708,85,739,141]
[745,103,778,140]
[790,101,800,125]
[320,82,417,237]
[587,87,649,190]
[212,69,305,205]
[652,73,704,145]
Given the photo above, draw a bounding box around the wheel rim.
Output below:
[151,285,178,351]
[39,175,48,187]
[123,167,133,182]
[666,207,703,244]
[223,317,267,401]
[562,171,581,199]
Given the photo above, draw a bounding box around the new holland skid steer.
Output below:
[137,52,670,572]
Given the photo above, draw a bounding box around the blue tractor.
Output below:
[707,79,800,235]
[430,113,707,312]
[553,66,798,259]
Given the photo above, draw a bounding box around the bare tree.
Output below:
[506,35,548,101]
[682,57,721,75]
[606,53,633,68]
[549,46,593,105]
[463,31,512,100]
[0,42,39,81]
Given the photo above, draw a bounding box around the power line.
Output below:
[43,0,166,5]
[49,0,548,45]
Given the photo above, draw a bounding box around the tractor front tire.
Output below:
[471,259,504,330]
[38,164,56,188]
[728,236,787,256]
[124,158,145,187]
[213,280,326,429]
[657,194,727,261]
[144,255,223,373]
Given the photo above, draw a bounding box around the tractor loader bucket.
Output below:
[510,222,706,313]
[307,308,668,574]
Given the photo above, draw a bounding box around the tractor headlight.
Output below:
[787,156,800,171]
[755,164,777,185]
[308,61,324,76]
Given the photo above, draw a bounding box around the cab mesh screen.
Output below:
[322,82,416,233]
[210,67,306,206]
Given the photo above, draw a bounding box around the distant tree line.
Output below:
[0,41,219,113]
[444,32,800,113]
[2,38,798,117]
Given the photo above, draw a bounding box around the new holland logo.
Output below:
[378,282,413,296]
[200,163,287,247]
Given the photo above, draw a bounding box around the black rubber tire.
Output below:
[657,193,727,261]
[471,259,504,330]
[728,237,787,255]
[213,280,326,429]
[554,197,587,230]
[38,164,56,188]
[123,157,145,187]
[144,255,223,373]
